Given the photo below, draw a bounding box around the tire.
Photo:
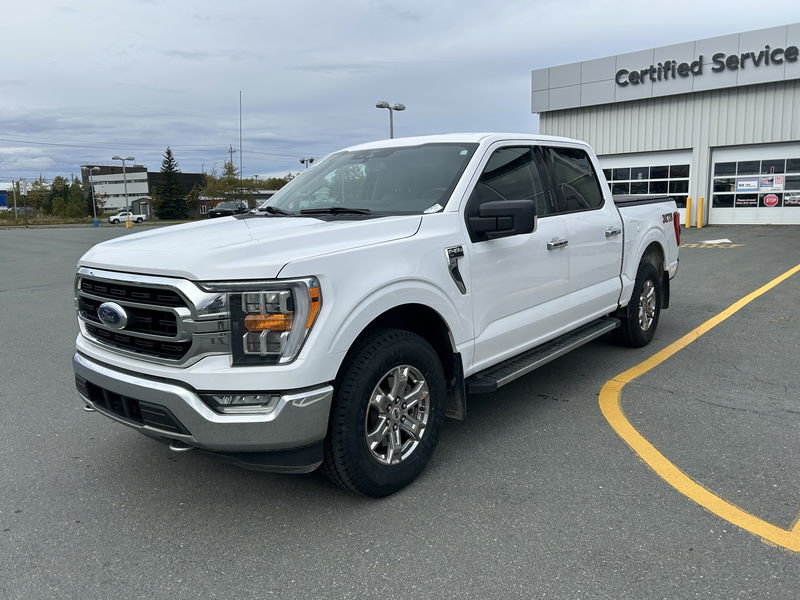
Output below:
[112,219,119,224]
[615,262,662,347]
[322,329,446,497]
[136,217,143,223]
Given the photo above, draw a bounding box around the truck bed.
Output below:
[613,194,676,207]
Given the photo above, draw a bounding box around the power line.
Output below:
[0,136,312,160]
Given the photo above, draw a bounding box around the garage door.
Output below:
[599,150,692,222]
[710,144,800,225]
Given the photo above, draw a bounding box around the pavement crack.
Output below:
[689,396,772,417]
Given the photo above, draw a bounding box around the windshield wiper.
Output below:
[299,207,373,216]
[259,205,293,216]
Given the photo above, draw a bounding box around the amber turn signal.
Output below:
[306,286,321,328]
[243,313,293,332]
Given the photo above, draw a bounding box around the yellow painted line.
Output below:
[599,264,800,551]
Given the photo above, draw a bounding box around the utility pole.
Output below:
[239,91,243,203]
[227,144,238,203]
[20,178,29,228]
[11,179,18,225]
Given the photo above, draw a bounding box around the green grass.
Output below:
[0,213,196,227]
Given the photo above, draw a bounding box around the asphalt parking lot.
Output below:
[0,223,798,599]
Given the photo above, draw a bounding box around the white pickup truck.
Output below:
[107,211,146,224]
[73,133,679,496]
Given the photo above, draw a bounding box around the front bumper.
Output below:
[72,352,333,473]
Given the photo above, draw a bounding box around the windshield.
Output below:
[261,143,478,215]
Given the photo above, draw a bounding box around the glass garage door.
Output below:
[599,150,693,223]
[711,146,800,225]
[602,164,690,205]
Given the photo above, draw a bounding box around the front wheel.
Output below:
[615,262,662,347]
[135,217,143,223]
[322,329,446,497]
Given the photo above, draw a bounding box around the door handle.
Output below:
[605,227,622,237]
[547,239,569,250]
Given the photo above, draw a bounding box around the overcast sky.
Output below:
[1,0,798,187]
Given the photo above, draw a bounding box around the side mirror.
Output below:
[468,199,536,241]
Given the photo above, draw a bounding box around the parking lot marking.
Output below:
[599,264,800,552]
[680,243,745,248]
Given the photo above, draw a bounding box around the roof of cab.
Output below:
[343,132,588,151]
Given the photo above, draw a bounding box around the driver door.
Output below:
[465,144,572,372]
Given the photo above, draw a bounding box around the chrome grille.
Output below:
[75,267,230,366]
[79,278,184,307]
[85,324,191,360]
[79,296,178,336]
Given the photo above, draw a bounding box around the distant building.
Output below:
[80,164,149,212]
[80,165,204,214]
[80,165,284,218]
[147,172,205,200]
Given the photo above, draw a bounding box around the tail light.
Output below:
[673,211,681,246]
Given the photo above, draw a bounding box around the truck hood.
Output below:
[79,215,422,280]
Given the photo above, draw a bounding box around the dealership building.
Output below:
[532,23,800,225]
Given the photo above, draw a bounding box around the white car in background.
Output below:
[107,211,146,224]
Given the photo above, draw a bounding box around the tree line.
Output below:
[5,176,88,218]
[4,147,295,220]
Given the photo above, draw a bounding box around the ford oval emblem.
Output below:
[97,302,128,330]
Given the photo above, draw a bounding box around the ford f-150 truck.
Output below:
[107,211,147,224]
[73,133,679,496]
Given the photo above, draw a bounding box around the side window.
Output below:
[466,146,550,220]
[543,146,605,213]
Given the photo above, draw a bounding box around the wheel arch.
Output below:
[335,303,466,420]
[620,230,670,310]
[639,241,670,309]
[338,303,456,382]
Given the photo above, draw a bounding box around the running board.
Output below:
[465,317,620,394]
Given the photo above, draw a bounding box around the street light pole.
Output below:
[111,155,135,213]
[299,157,315,169]
[83,166,100,221]
[375,101,406,138]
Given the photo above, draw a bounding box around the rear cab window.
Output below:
[541,146,605,213]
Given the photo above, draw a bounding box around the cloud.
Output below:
[162,50,215,61]
[373,0,422,22]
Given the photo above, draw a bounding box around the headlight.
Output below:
[199,277,321,365]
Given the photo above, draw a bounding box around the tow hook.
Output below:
[169,440,195,453]
[83,404,97,412]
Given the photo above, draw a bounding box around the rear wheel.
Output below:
[615,262,661,347]
[322,329,446,497]
[112,219,119,224]
[136,217,143,223]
